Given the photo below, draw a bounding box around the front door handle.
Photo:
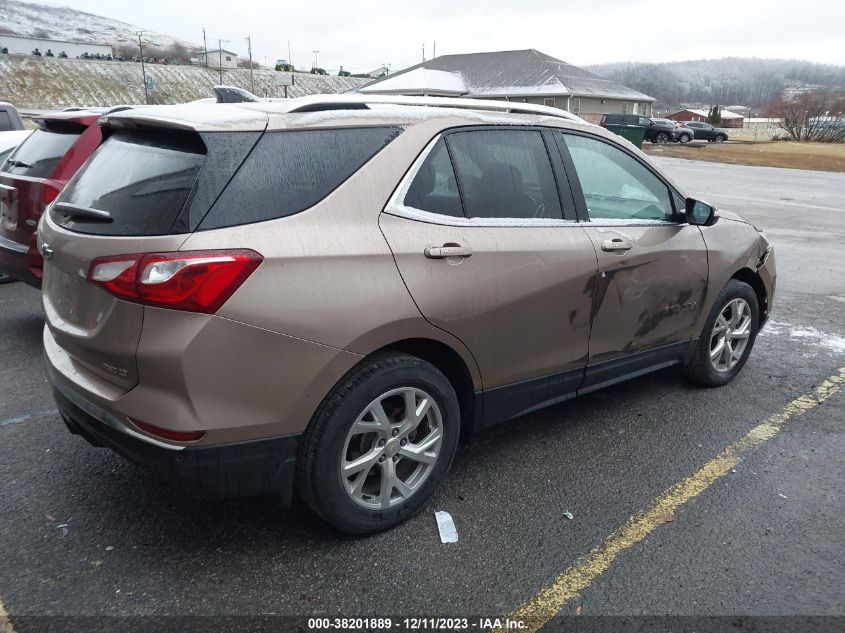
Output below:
[601,239,633,252]
[424,245,473,259]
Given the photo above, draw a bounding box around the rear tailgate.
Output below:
[41,124,261,392]
[41,220,187,390]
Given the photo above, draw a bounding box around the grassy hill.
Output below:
[0,55,366,109]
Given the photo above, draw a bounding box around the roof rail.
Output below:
[263,94,590,124]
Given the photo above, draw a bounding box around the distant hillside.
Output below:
[0,0,195,54]
[0,56,366,109]
[586,58,845,112]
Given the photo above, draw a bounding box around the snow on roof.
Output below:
[359,68,467,96]
[357,49,655,102]
[684,108,744,119]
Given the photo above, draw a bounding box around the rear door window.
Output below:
[200,126,402,230]
[403,139,463,217]
[4,123,84,178]
[446,129,563,220]
[52,130,205,236]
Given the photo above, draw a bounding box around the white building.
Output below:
[0,34,113,58]
[197,49,239,69]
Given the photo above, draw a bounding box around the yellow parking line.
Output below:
[507,367,845,633]
[0,597,15,633]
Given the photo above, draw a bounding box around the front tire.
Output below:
[297,353,460,534]
[655,132,669,143]
[679,133,692,144]
[714,135,726,143]
[683,280,759,387]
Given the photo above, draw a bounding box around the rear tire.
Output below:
[683,280,759,387]
[297,353,460,534]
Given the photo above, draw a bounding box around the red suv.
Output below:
[0,108,129,287]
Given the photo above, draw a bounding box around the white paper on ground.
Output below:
[434,510,458,543]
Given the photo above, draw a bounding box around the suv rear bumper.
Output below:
[0,234,42,288]
[48,360,300,506]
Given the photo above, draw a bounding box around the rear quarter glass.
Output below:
[4,123,85,179]
[198,126,403,230]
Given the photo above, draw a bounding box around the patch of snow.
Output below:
[760,320,845,356]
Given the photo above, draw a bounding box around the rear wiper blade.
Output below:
[6,159,33,168]
[54,202,113,222]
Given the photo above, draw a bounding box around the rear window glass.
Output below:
[4,124,83,178]
[199,126,402,230]
[52,130,205,236]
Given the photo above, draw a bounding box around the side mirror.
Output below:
[686,198,718,226]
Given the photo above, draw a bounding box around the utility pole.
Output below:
[136,30,149,105]
[202,27,208,67]
[422,43,425,62]
[312,50,319,70]
[218,38,223,84]
[433,41,436,58]
[287,41,292,68]
[245,35,254,93]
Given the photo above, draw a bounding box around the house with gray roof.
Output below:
[356,49,655,123]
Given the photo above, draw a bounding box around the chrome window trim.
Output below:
[384,132,581,228]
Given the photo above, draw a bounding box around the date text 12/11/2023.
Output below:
[307,617,527,630]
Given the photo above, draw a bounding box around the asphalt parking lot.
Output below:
[1,157,843,632]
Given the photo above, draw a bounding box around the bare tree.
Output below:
[766,89,845,142]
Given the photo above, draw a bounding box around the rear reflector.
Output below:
[87,249,263,313]
[132,419,206,442]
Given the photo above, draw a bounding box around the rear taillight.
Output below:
[87,249,263,313]
[43,184,60,206]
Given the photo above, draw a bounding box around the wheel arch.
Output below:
[730,267,768,323]
[374,338,478,443]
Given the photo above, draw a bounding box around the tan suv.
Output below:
[39,95,776,534]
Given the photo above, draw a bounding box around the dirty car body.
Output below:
[39,97,776,533]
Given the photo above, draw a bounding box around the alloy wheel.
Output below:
[340,387,443,509]
[709,298,752,372]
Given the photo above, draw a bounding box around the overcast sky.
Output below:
[44,0,845,72]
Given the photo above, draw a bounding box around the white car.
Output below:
[0,129,32,165]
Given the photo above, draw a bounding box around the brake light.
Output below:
[87,249,263,313]
[132,419,206,442]
[43,185,60,206]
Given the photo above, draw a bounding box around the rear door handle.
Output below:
[601,239,633,252]
[424,245,473,259]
